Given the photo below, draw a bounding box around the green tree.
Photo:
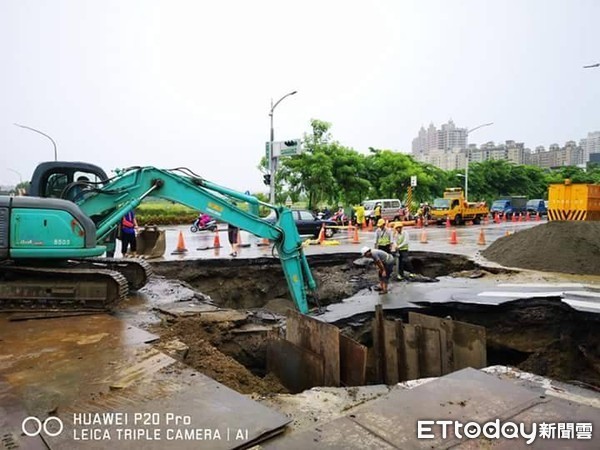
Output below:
[363,149,449,206]
[278,119,371,209]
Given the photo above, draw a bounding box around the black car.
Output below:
[265,209,338,238]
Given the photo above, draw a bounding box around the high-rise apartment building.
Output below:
[411,123,596,170]
[582,131,600,162]
[412,120,467,156]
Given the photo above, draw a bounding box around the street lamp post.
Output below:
[464,122,494,201]
[14,123,58,161]
[269,90,297,204]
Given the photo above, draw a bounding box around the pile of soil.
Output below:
[482,221,600,275]
[154,318,288,396]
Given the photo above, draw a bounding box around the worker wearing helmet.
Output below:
[361,246,394,295]
[374,219,392,253]
[393,223,410,280]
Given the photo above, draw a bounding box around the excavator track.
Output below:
[69,257,153,290]
[0,265,128,313]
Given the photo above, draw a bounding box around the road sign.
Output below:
[266,139,303,158]
[410,175,417,187]
[285,195,293,207]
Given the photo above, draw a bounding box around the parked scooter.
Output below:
[190,215,217,233]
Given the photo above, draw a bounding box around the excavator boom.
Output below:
[1,165,317,313]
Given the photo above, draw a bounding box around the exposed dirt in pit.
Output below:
[483,221,600,275]
[149,252,479,310]
[143,252,496,396]
[152,317,288,395]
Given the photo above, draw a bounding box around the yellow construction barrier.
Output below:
[548,180,600,221]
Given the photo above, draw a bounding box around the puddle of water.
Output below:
[0,314,157,415]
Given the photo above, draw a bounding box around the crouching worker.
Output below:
[393,223,410,280]
[361,246,394,295]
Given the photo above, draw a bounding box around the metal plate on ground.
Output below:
[455,395,600,449]
[43,366,291,450]
[266,368,543,449]
[0,315,290,449]
[0,379,47,450]
[263,416,395,449]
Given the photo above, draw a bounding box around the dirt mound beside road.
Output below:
[482,221,600,275]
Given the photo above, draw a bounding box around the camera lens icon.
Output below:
[22,416,64,437]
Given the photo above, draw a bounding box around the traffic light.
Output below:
[263,174,271,185]
[284,140,298,147]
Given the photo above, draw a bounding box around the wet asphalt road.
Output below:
[140,218,546,262]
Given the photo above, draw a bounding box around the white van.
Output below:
[363,198,403,222]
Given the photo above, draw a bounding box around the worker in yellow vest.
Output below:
[393,223,410,280]
[353,204,365,229]
[374,219,392,253]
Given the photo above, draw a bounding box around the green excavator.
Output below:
[0,162,318,313]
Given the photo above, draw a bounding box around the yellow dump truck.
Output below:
[430,188,490,225]
[548,180,600,221]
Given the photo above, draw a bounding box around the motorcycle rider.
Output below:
[198,213,211,228]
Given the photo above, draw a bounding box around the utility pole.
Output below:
[268,90,297,204]
[465,122,494,201]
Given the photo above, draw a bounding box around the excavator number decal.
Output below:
[53,239,71,246]
[207,202,223,213]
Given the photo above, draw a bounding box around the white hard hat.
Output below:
[361,246,371,256]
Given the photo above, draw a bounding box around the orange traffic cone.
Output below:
[536,212,541,221]
[213,229,222,248]
[417,217,423,228]
[352,225,360,244]
[477,228,486,245]
[518,213,523,222]
[171,230,189,254]
[318,225,326,244]
[511,213,517,223]
[449,229,458,244]
[362,218,367,230]
[525,212,530,221]
[420,229,428,244]
[445,217,451,228]
[503,213,507,223]
[367,220,373,232]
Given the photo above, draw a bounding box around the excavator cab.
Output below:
[28,161,109,199]
[27,162,166,259]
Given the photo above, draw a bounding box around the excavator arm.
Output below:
[76,167,318,313]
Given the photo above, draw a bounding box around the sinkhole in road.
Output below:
[150,252,478,310]
[149,253,600,394]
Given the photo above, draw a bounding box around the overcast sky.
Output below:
[1,0,599,191]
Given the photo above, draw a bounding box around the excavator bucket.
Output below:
[136,225,166,259]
